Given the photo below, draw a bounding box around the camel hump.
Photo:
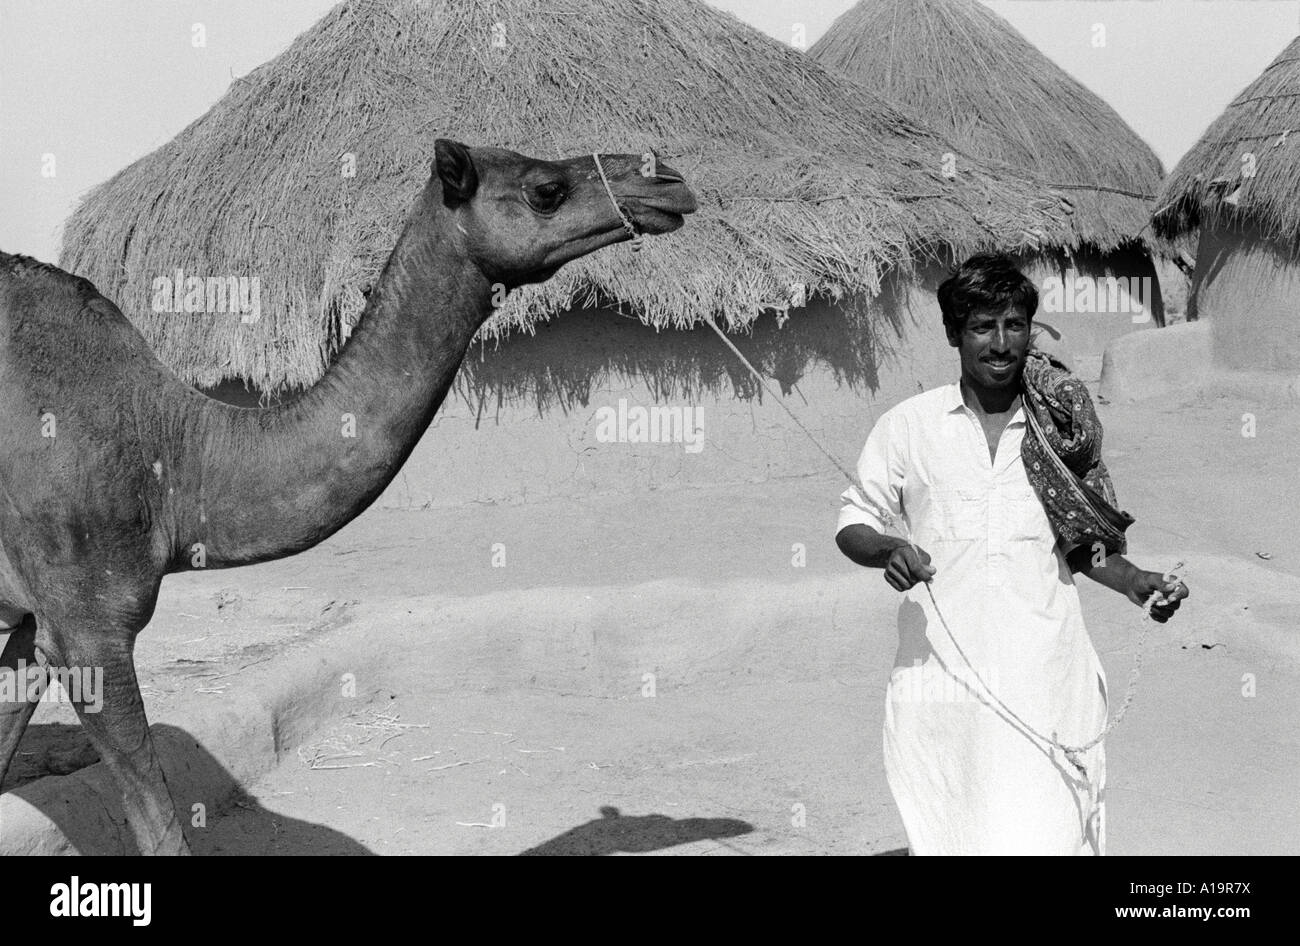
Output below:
[0,251,102,297]
[0,250,129,328]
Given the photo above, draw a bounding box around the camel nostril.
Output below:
[654,172,685,184]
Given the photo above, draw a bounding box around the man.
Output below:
[835,254,1187,856]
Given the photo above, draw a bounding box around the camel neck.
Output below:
[178,197,493,568]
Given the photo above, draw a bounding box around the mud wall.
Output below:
[205,251,1161,510]
[1015,243,1160,367]
[377,270,956,509]
[1190,222,1300,371]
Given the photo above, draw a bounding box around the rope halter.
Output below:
[592,152,644,252]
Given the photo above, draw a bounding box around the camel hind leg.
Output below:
[0,616,40,790]
[39,618,189,855]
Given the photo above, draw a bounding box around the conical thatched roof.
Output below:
[61,0,1081,394]
[810,0,1164,254]
[1153,35,1300,249]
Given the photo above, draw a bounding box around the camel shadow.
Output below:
[3,722,372,855]
[519,805,753,855]
[1,721,99,791]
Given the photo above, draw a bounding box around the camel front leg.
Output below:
[0,616,40,790]
[40,620,189,855]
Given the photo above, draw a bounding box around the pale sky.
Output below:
[1,0,1296,263]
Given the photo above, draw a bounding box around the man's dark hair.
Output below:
[937,253,1038,333]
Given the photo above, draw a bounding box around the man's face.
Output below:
[948,305,1032,390]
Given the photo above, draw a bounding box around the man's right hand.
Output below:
[885,545,936,591]
[835,525,935,587]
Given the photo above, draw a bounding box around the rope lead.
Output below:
[696,314,1176,787]
[595,172,1180,795]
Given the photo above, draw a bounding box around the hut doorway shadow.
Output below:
[1017,242,1167,329]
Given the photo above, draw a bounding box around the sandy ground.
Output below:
[6,386,1300,854]
[184,601,1300,856]
[186,653,1298,855]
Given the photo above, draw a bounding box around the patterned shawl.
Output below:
[1020,350,1134,556]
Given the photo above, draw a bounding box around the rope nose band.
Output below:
[592,152,644,251]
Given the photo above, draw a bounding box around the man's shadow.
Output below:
[3,722,373,855]
[519,806,753,856]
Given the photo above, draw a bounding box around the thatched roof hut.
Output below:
[61,0,1081,395]
[1152,35,1300,370]
[810,0,1165,253]
[1153,35,1300,245]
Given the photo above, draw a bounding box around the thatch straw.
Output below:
[810,0,1164,254]
[61,0,1081,394]
[1153,35,1300,250]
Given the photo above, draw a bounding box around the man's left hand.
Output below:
[1127,570,1189,623]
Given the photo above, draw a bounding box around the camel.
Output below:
[0,139,696,855]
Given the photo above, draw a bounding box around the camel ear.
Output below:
[434,139,479,207]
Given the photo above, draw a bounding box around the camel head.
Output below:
[428,139,697,290]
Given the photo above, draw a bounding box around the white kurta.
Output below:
[838,383,1108,856]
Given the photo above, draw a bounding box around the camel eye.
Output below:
[525,181,567,214]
